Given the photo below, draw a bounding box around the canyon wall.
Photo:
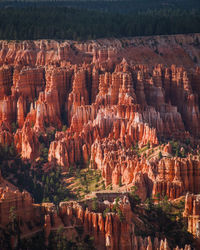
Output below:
[184,193,200,237]
[0,171,44,244]
[42,195,191,250]
[0,178,192,249]
[0,35,200,201]
[0,35,200,248]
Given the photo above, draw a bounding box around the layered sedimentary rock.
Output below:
[0,171,43,238]
[183,193,200,238]
[0,35,200,204]
[0,66,12,99]
[0,170,193,250]
[90,139,200,200]
[43,195,191,250]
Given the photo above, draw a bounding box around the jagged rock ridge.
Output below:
[0,34,200,249]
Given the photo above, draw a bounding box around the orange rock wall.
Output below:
[0,36,199,199]
[0,172,43,236]
[183,193,200,238]
[43,197,191,250]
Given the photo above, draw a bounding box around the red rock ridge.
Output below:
[0,36,199,200]
[42,195,191,250]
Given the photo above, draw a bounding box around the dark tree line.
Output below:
[0,2,200,40]
[1,0,200,13]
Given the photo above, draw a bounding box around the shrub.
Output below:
[117,208,125,222]
[119,176,122,187]
[103,207,110,218]
[91,198,98,212]
[62,125,67,132]
[158,151,163,160]
[11,122,18,133]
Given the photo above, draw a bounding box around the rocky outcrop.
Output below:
[0,34,200,250]
[42,195,192,250]
[0,34,198,67]
[183,193,200,238]
[0,35,199,199]
[0,171,43,237]
[90,138,200,200]
[0,65,12,99]
[12,67,44,100]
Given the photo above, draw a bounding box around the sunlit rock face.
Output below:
[0,34,199,249]
[42,196,191,250]
[183,193,200,238]
[0,171,42,240]
[0,34,200,200]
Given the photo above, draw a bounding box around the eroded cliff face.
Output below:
[0,34,199,249]
[0,179,192,250]
[90,141,200,200]
[0,35,200,201]
[183,193,200,237]
[42,195,191,250]
[0,171,44,246]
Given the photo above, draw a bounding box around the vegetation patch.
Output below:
[65,167,103,200]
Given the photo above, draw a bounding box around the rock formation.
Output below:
[0,36,199,196]
[0,34,200,249]
[183,193,200,237]
[42,194,191,250]
[0,171,43,239]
